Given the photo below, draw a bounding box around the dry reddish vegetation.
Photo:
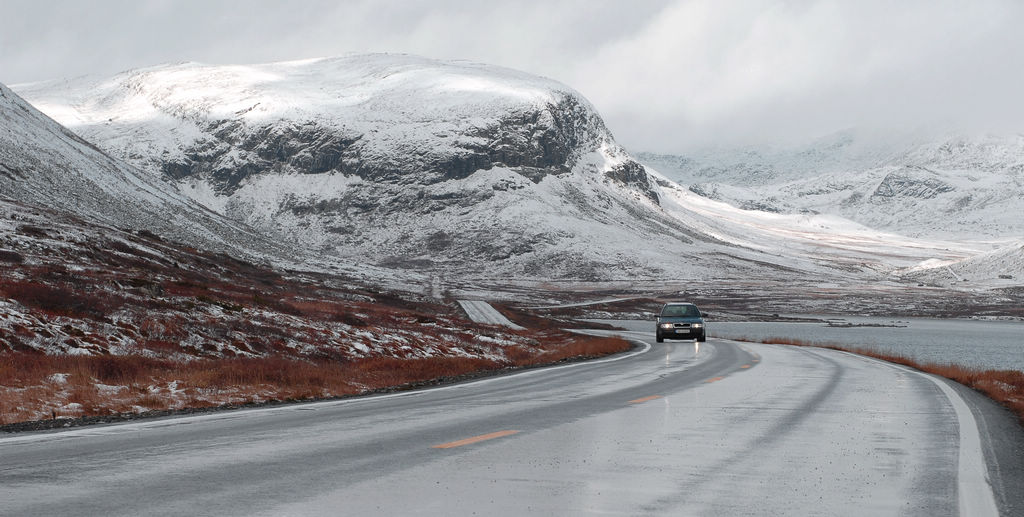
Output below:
[0,334,630,425]
[744,336,1024,426]
[0,199,631,426]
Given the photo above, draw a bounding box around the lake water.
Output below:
[709,316,1024,372]
[598,317,1024,372]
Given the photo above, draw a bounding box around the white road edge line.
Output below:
[0,332,652,445]
[837,351,1000,517]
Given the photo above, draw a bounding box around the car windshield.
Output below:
[662,305,699,317]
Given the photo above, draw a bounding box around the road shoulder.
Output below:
[946,379,1024,516]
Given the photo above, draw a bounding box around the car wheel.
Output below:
[656,332,664,343]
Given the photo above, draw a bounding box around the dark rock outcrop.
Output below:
[871,167,955,199]
[156,93,618,195]
[605,160,659,203]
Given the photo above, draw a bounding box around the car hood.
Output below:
[659,316,704,324]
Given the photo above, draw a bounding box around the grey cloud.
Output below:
[2,0,1022,153]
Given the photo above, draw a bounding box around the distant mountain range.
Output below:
[637,130,1024,240]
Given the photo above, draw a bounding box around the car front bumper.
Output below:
[657,327,705,339]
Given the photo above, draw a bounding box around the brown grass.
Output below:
[0,334,632,425]
[0,250,24,263]
[0,280,120,319]
[521,336,631,364]
[739,336,1024,426]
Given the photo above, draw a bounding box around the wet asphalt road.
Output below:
[1,328,1021,516]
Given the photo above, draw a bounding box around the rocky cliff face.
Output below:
[158,90,617,194]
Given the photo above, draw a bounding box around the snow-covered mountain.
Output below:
[638,132,1024,241]
[0,81,283,260]
[12,55,722,281]
[13,55,983,284]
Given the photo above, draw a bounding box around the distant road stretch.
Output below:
[457,299,525,329]
[2,324,1021,516]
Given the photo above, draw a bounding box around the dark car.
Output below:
[655,302,705,343]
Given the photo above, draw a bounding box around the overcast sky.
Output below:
[2,0,1023,153]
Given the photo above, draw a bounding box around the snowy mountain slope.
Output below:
[639,132,1024,241]
[649,173,981,276]
[901,241,1024,287]
[14,55,978,283]
[0,82,284,261]
[777,164,1023,239]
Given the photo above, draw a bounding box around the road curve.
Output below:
[1,330,1020,516]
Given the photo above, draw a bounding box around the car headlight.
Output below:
[659,323,674,329]
[691,323,704,328]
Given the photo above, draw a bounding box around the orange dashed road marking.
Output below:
[705,376,724,383]
[740,364,751,369]
[629,395,663,404]
[432,430,520,449]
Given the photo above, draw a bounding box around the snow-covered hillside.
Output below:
[13,55,983,284]
[0,82,282,260]
[902,241,1024,287]
[638,132,1024,241]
